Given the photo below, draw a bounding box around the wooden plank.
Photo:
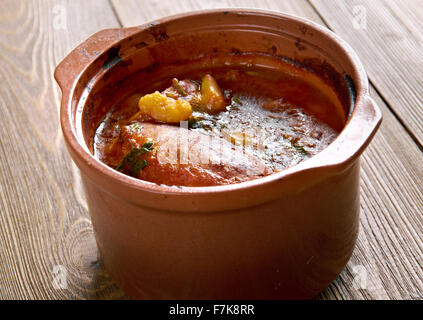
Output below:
[0,0,421,300]
[309,0,423,146]
[110,0,326,26]
[111,0,423,300]
[0,0,126,299]
[384,0,423,44]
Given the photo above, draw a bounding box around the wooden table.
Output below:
[1,0,422,300]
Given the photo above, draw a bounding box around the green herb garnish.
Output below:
[246,71,259,76]
[188,116,202,129]
[231,96,243,108]
[115,139,154,177]
[172,78,187,96]
[131,123,143,131]
[290,137,309,156]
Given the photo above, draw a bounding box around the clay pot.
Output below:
[55,9,381,299]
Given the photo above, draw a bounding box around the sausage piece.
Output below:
[100,122,271,187]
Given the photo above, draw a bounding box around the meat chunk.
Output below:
[101,122,270,187]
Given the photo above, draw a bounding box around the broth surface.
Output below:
[94,66,344,186]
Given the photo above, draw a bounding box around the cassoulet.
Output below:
[94,66,344,186]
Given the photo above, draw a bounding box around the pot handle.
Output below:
[323,94,382,167]
[54,27,139,98]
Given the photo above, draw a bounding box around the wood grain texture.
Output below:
[309,0,423,147]
[0,0,422,300]
[110,0,324,26]
[0,0,127,299]
[384,0,423,44]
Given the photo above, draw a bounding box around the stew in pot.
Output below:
[93,65,345,187]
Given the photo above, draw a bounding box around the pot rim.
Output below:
[59,8,379,196]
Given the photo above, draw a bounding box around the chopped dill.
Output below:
[188,116,202,129]
[131,123,143,131]
[290,137,309,156]
[172,78,187,96]
[115,139,154,177]
[231,96,243,108]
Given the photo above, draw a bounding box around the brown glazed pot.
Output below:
[55,9,382,299]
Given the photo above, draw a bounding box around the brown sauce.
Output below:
[93,66,345,187]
